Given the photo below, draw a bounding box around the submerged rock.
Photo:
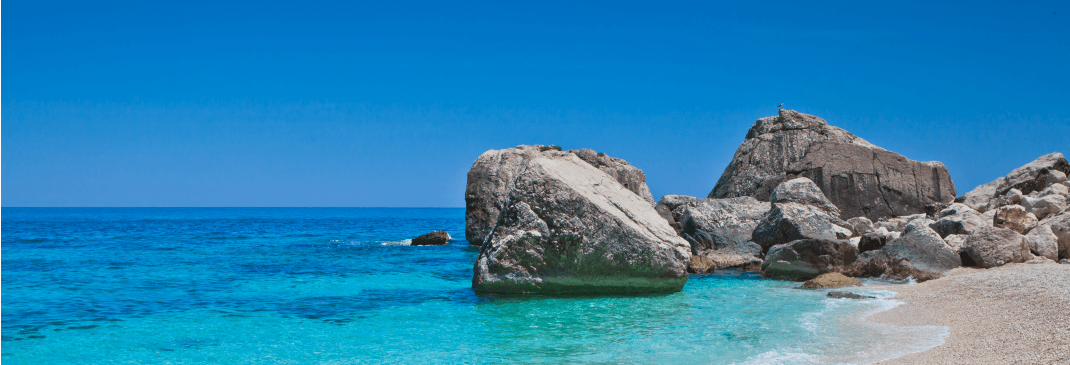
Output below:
[411,230,451,246]
[709,109,955,221]
[470,149,690,294]
[827,291,876,300]
[801,272,861,289]
[465,145,656,246]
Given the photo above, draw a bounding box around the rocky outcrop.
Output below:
[962,153,1070,212]
[770,177,841,217]
[465,145,656,246]
[470,150,691,294]
[961,226,1033,268]
[760,239,859,281]
[848,222,961,282]
[677,197,769,271]
[411,230,451,246]
[709,109,956,221]
[801,272,861,289]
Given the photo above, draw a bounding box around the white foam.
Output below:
[734,348,820,365]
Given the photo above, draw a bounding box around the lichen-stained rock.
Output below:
[961,226,1034,268]
[752,203,844,253]
[465,145,656,246]
[472,152,691,294]
[709,109,956,221]
[848,222,961,282]
[677,196,770,271]
[760,239,859,281]
[993,205,1039,234]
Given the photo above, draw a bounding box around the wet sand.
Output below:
[869,263,1070,364]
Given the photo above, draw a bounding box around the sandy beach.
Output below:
[869,263,1070,364]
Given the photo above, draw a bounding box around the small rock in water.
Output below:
[801,272,861,289]
[411,230,451,246]
[827,291,876,299]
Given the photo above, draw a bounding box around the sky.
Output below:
[3,0,1069,207]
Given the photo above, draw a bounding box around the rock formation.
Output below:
[848,222,961,281]
[960,153,1070,212]
[676,196,769,272]
[411,230,451,246]
[961,226,1034,268]
[469,147,690,294]
[465,145,656,246]
[709,109,956,221]
[760,239,859,281]
[801,272,861,289]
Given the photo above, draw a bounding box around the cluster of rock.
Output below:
[462,110,1069,294]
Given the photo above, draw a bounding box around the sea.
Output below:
[2,208,947,364]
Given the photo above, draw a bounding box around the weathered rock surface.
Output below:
[752,203,845,253]
[654,195,700,235]
[858,229,898,253]
[963,153,1070,212]
[411,230,451,246]
[827,291,876,299]
[465,145,656,246]
[848,222,961,282]
[928,203,989,238]
[961,226,1034,268]
[801,272,861,289]
[769,177,841,217]
[993,205,1038,234]
[677,197,770,272]
[846,217,876,237]
[471,151,691,294]
[944,234,968,254]
[760,239,859,281]
[709,109,955,221]
[1038,211,1070,260]
[875,213,929,232]
[1024,225,1060,261]
[1022,195,1067,220]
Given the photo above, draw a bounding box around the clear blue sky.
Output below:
[4,1,1069,207]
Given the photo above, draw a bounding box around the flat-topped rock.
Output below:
[471,150,690,294]
[709,109,956,221]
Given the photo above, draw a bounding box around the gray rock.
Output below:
[709,109,956,222]
[471,151,691,294]
[1023,194,1067,220]
[929,203,989,238]
[1038,183,1068,198]
[875,213,929,232]
[858,230,897,253]
[961,179,1002,212]
[751,203,845,253]
[995,153,1070,196]
[961,226,1034,268]
[654,195,701,235]
[845,216,876,237]
[571,148,656,206]
[1025,225,1060,261]
[993,205,1038,234]
[943,234,968,254]
[1038,211,1070,260]
[1043,170,1068,187]
[677,197,770,271]
[769,177,841,217]
[760,239,859,281]
[848,222,961,282]
[412,230,451,246]
[827,291,876,299]
[465,145,656,245]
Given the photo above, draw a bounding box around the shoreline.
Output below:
[862,263,1070,364]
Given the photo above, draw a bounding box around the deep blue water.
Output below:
[2,208,945,364]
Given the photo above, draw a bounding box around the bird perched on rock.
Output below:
[777,103,784,108]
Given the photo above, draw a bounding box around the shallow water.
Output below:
[2,208,945,364]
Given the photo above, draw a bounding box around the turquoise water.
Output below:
[2,208,945,364]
